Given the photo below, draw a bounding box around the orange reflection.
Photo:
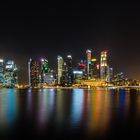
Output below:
[86,88,111,136]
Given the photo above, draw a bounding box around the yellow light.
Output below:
[91,59,97,62]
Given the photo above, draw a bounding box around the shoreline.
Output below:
[0,86,140,90]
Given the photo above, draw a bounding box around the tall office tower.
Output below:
[28,58,32,86]
[57,56,63,85]
[91,58,99,79]
[0,59,4,86]
[107,67,113,82]
[109,67,113,80]
[61,62,67,86]
[4,60,18,88]
[86,49,92,79]
[13,64,18,85]
[29,59,40,88]
[100,51,108,80]
[40,58,49,83]
[66,55,73,85]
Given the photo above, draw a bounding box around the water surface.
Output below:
[0,88,140,139]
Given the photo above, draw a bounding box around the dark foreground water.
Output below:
[0,88,140,140]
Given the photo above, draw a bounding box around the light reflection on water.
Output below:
[37,89,56,130]
[0,88,140,139]
[0,89,18,131]
[71,89,84,126]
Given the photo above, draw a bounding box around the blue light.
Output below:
[73,71,83,74]
[80,59,83,63]
[88,61,91,64]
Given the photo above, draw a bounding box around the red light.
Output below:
[104,49,108,54]
[79,63,85,67]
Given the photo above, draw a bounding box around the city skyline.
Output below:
[0,48,138,84]
[0,2,140,83]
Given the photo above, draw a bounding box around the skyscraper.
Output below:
[100,51,108,80]
[106,67,113,82]
[91,58,100,79]
[57,56,63,85]
[65,55,73,85]
[4,60,18,87]
[0,59,4,86]
[86,49,92,79]
[28,59,40,88]
[40,58,49,83]
[28,58,32,86]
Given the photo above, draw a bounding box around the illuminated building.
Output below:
[73,59,86,83]
[61,62,68,86]
[28,58,31,86]
[57,56,64,85]
[61,55,73,86]
[4,60,18,88]
[86,50,99,79]
[73,70,83,84]
[91,58,100,79]
[28,59,40,88]
[112,72,125,86]
[41,59,56,86]
[78,59,86,72]
[100,51,108,81]
[86,49,92,79]
[43,72,55,86]
[13,64,18,86]
[65,55,73,85]
[106,67,113,82]
[40,58,49,84]
[0,59,4,86]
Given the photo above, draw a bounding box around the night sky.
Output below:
[0,1,140,84]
